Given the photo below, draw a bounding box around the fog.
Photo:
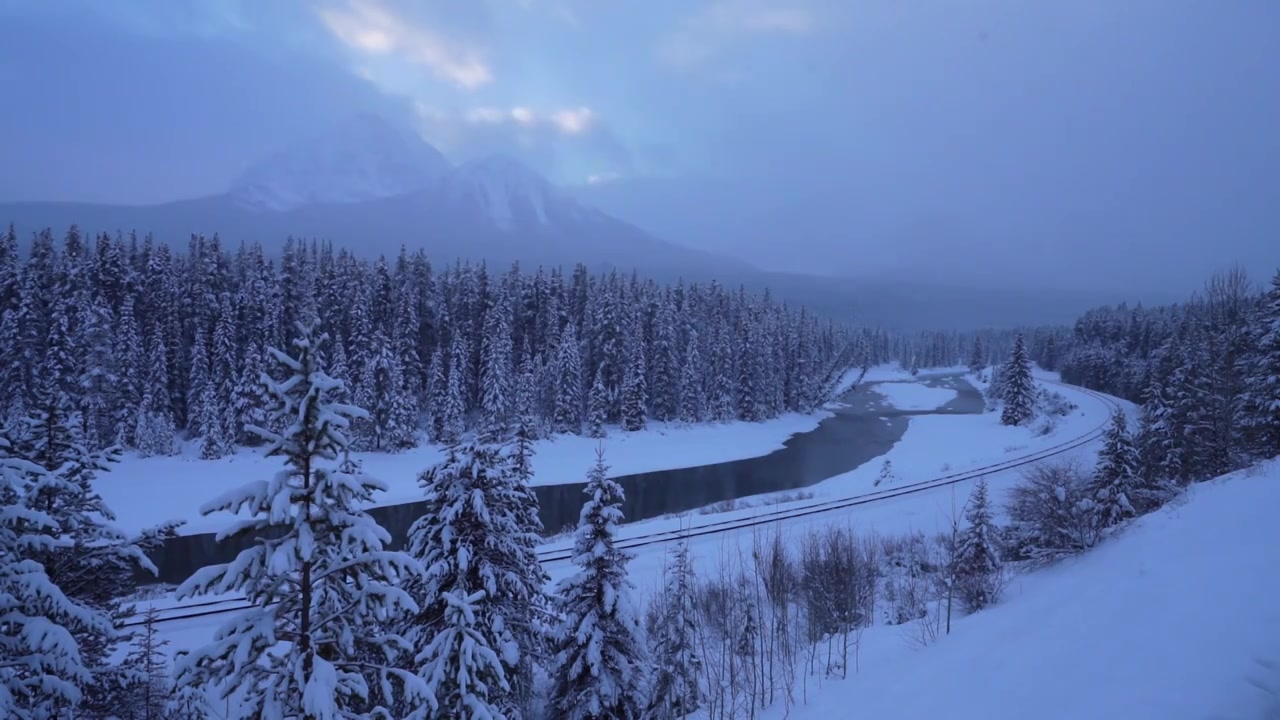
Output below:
[2,0,1278,311]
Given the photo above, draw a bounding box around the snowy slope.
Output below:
[768,461,1280,720]
[96,412,832,536]
[869,382,959,410]
[229,114,451,211]
[442,155,565,230]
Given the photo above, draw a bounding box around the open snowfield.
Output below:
[868,381,959,410]
[763,460,1280,720]
[98,411,834,537]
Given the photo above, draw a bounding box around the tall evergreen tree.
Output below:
[678,333,705,424]
[175,322,427,719]
[645,540,702,720]
[553,325,584,434]
[968,336,986,375]
[0,432,114,719]
[620,334,647,432]
[1242,270,1280,456]
[953,478,1002,613]
[405,443,543,718]
[549,448,647,720]
[1091,410,1139,526]
[588,367,608,440]
[1000,333,1036,426]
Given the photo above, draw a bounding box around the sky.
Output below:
[1,0,1278,299]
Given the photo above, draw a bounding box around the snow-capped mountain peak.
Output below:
[443,154,569,230]
[230,113,451,211]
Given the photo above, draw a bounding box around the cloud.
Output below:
[459,105,597,136]
[657,0,814,70]
[414,102,631,182]
[317,0,492,89]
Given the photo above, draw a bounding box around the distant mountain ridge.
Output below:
[0,114,1089,328]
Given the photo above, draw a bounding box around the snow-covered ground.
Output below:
[99,411,834,537]
[764,460,1280,720]
[868,382,959,410]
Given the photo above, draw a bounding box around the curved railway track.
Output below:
[123,381,1118,628]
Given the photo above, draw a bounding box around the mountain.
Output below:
[0,114,753,288]
[229,114,451,211]
[0,114,1092,328]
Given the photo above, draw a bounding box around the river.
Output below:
[144,374,984,584]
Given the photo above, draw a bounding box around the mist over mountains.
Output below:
[2,115,1109,329]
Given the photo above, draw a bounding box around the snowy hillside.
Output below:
[768,461,1280,720]
[229,113,451,211]
[443,155,566,230]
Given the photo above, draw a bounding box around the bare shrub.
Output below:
[1005,459,1102,562]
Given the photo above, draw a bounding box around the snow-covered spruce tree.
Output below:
[1242,269,1280,456]
[415,588,509,720]
[953,479,1002,613]
[505,364,554,716]
[405,442,546,719]
[967,336,986,376]
[1000,333,1036,426]
[479,286,514,443]
[4,389,169,717]
[553,324,584,434]
[0,432,113,719]
[197,380,229,460]
[441,331,469,445]
[588,367,608,440]
[175,321,428,720]
[549,448,647,720]
[1091,409,1139,528]
[620,338,647,433]
[678,334,705,424]
[165,676,212,720]
[645,540,702,720]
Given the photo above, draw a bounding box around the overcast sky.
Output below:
[2,0,1277,298]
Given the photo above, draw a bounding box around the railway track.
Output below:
[123,381,1118,628]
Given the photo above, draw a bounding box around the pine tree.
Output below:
[553,325,584,434]
[1000,333,1036,426]
[479,287,514,443]
[505,363,552,716]
[968,336,986,375]
[165,678,212,720]
[678,334,705,424]
[0,432,114,719]
[77,292,116,450]
[549,448,647,720]
[620,338,647,432]
[645,541,702,720]
[953,479,1002,613]
[442,332,468,445]
[1242,270,1280,456]
[588,367,608,439]
[113,294,144,447]
[1091,410,1139,527]
[405,443,543,718]
[174,322,428,720]
[6,393,164,718]
[197,381,228,460]
[649,296,679,422]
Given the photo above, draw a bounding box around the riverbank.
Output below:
[97,409,839,537]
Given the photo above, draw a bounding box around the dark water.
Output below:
[144,375,983,585]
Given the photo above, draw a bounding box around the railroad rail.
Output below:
[122,381,1118,628]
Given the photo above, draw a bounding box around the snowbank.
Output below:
[869,382,959,411]
[773,460,1280,720]
[97,412,833,536]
